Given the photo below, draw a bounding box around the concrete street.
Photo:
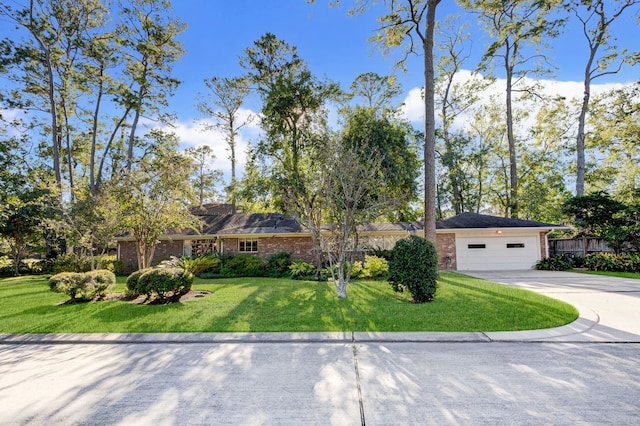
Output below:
[1,270,639,425]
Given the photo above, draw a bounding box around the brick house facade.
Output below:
[115,205,564,272]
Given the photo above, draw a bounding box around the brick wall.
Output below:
[118,240,184,272]
[221,236,315,262]
[436,233,457,270]
[539,232,548,260]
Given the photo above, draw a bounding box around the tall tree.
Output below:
[196,76,252,205]
[0,0,185,198]
[185,145,223,206]
[459,0,564,217]
[567,0,640,196]
[347,71,402,114]
[107,131,200,270]
[341,106,421,220]
[240,33,339,270]
[434,16,491,215]
[365,0,441,242]
[588,83,640,196]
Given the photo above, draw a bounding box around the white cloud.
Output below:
[400,70,632,128]
[167,108,262,182]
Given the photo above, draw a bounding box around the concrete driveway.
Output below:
[464,270,640,342]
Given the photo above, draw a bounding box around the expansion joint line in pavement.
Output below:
[351,331,366,426]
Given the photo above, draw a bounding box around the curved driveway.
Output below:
[465,270,640,342]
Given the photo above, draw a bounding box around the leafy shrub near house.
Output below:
[49,269,116,302]
[583,253,640,272]
[159,255,221,276]
[220,254,267,277]
[289,261,319,280]
[351,255,388,279]
[266,252,293,277]
[136,268,193,303]
[536,254,576,271]
[388,236,439,303]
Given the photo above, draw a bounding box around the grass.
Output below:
[0,273,578,333]
[569,269,640,280]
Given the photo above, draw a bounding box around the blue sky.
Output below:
[164,1,638,178]
[169,0,638,116]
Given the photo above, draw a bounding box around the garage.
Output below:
[435,212,568,271]
[456,234,540,270]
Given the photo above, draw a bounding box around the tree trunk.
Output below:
[505,49,518,218]
[422,0,439,243]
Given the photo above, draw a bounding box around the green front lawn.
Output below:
[0,273,578,333]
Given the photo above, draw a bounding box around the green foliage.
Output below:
[126,268,154,298]
[49,270,115,302]
[159,255,221,276]
[350,255,389,279]
[137,268,194,303]
[388,236,439,303]
[341,106,421,219]
[52,253,122,274]
[535,254,576,271]
[220,254,266,278]
[583,253,640,273]
[563,191,640,254]
[266,252,293,277]
[289,260,317,279]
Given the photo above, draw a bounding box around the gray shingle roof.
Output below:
[436,212,559,229]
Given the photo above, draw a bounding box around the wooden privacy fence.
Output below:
[549,238,613,256]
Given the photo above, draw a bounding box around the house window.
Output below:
[239,239,258,253]
[183,241,192,257]
[507,243,525,248]
[468,244,486,249]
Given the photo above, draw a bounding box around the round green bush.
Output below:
[126,268,153,297]
[49,269,115,302]
[388,235,439,303]
[137,267,194,303]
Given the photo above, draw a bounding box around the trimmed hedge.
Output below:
[136,268,194,303]
[49,269,116,302]
[220,254,266,277]
[388,236,439,303]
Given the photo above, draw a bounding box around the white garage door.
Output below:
[456,236,539,270]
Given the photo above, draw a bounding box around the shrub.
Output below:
[266,252,293,277]
[126,268,153,297]
[159,255,221,276]
[368,247,393,261]
[49,269,116,302]
[584,253,640,272]
[388,235,439,303]
[220,254,266,277]
[536,254,576,271]
[351,260,367,279]
[137,268,193,303]
[0,264,16,277]
[52,253,91,273]
[363,255,388,278]
[289,261,318,280]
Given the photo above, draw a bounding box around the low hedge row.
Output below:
[536,253,640,272]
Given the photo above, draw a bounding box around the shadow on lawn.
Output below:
[438,274,577,323]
